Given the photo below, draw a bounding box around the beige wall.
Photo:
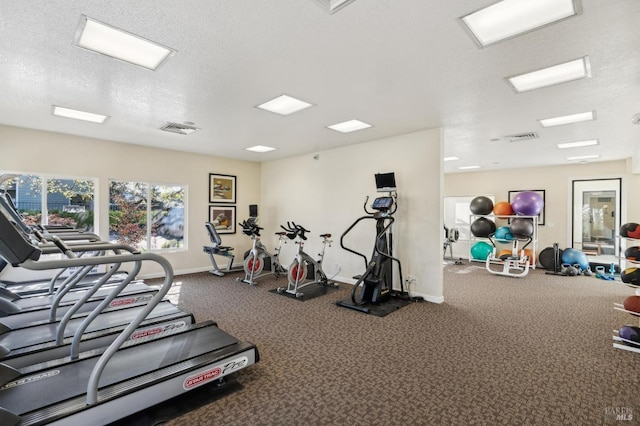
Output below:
[445,159,639,254]
[0,124,261,277]
[261,129,445,303]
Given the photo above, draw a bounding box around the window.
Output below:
[0,173,96,231]
[109,180,185,251]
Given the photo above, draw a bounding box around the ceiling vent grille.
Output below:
[159,122,200,135]
[506,132,538,142]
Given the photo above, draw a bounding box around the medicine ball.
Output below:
[623,295,640,315]
[509,218,534,238]
[625,246,640,262]
[470,217,496,238]
[621,267,640,286]
[618,325,640,347]
[470,196,494,215]
[620,223,640,239]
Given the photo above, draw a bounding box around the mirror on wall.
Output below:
[572,178,621,265]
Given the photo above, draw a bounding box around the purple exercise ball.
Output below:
[511,191,544,216]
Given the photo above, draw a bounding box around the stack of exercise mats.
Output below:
[0,196,259,425]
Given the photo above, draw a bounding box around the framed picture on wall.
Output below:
[209,173,236,204]
[508,189,545,225]
[209,205,236,234]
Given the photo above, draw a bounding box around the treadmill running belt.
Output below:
[0,323,239,416]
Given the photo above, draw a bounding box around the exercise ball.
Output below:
[497,249,512,260]
[470,196,494,215]
[510,218,534,237]
[538,247,563,271]
[623,295,640,315]
[619,325,640,347]
[493,201,514,217]
[562,248,589,271]
[620,223,640,239]
[470,217,496,238]
[625,246,640,262]
[470,241,493,261]
[510,191,544,216]
[621,267,640,285]
[522,249,535,265]
[494,226,514,242]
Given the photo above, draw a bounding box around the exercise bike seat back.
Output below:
[204,222,233,253]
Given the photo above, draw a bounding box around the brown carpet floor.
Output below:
[121,263,640,425]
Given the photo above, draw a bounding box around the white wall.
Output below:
[444,159,640,253]
[260,129,444,303]
[0,124,261,278]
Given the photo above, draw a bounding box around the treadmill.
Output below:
[0,198,259,425]
[0,299,193,362]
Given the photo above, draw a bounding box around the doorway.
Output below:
[572,178,621,266]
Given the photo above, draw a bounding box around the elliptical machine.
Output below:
[336,188,407,314]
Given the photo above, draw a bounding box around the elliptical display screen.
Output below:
[371,197,393,210]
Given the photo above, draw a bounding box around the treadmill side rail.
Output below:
[28,343,258,426]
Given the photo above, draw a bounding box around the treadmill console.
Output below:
[371,197,393,211]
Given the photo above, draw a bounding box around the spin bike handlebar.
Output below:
[239,220,262,237]
[281,222,308,240]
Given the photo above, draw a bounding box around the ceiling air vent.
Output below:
[159,122,200,135]
[506,132,538,142]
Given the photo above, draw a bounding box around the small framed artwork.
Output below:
[209,205,236,234]
[209,173,236,204]
[508,189,545,225]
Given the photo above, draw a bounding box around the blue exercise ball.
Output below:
[470,241,493,261]
[562,248,589,271]
[494,226,513,242]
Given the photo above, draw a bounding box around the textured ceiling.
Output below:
[0,0,638,173]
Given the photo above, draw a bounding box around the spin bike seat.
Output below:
[320,233,332,238]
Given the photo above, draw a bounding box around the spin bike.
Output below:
[237,220,288,286]
[277,222,337,298]
[336,194,406,313]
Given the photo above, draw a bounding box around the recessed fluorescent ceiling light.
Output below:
[557,139,598,149]
[444,156,460,162]
[327,119,372,133]
[256,95,314,116]
[74,15,175,71]
[246,145,276,153]
[52,105,109,123]
[461,0,578,47]
[507,56,590,92]
[311,0,357,14]
[567,154,599,160]
[458,165,481,170]
[539,110,595,127]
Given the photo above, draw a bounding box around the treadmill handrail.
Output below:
[68,261,140,359]
[19,251,174,405]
